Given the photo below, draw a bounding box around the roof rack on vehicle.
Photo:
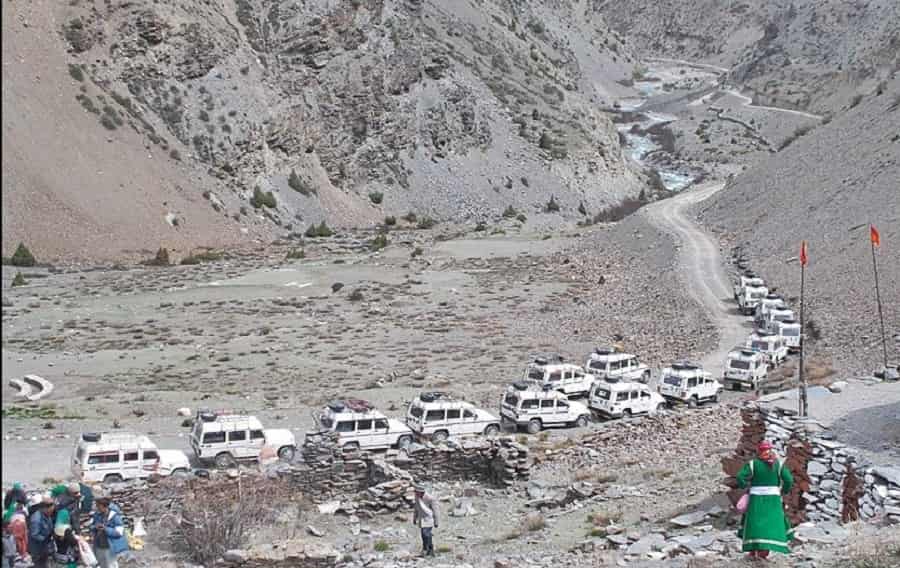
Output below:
[594,346,615,355]
[512,381,529,391]
[344,399,374,413]
[327,401,346,413]
[671,360,699,370]
[419,391,451,403]
[82,432,101,442]
[534,357,549,366]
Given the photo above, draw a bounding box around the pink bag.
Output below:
[736,492,750,513]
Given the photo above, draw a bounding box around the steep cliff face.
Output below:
[3,0,648,261]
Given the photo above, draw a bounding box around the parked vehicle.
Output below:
[753,294,786,328]
[190,410,296,468]
[406,392,501,442]
[737,281,769,316]
[657,361,722,407]
[584,348,651,383]
[747,330,789,368]
[723,348,768,391]
[522,357,595,397]
[732,272,764,300]
[500,382,591,434]
[589,379,666,419]
[764,306,796,333]
[773,318,801,353]
[313,399,413,451]
[72,432,191,484]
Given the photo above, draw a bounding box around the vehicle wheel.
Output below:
[277,446,296,461]
[526,419,542,434]
[343,442,360,451]
[103,474,123,484]
[575,414,590,428]
[688,396,699,409]
[215,452,236,469]
[713,390,721,403]
[432,430,449,444]
[623,409,632,419]
[642,371,651,383]
[654,403,665,413]
[397,435,413,449]
[483,424,501,437]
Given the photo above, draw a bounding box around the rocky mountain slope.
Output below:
[699,78,900,374]
[3,0,650,262]
[598,0,900,113]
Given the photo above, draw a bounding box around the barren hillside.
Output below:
[3,0,649,262]
[699,79,900,374]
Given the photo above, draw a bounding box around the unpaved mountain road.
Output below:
[642,181,749,379]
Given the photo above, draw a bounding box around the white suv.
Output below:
[589,380,666,419]
[657,362,722,407]
[585,348,651,383]
[523,358,595,397]
[500,382,591,434]
[724,348,768,391]
[753,294,786,327]
[314,400,413,450]
[406,392,501,443]
[190,411,296,468]
[773,318,801,353]
[72,432,191,484]
[747,330,788,368]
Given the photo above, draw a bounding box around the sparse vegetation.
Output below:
[403,212,418,223]
[169,149,182,161]
[779,124,814,150]
[502,205,518,219]
[9,243,36,267]
[373,540,390,552]
[474,222,486,232]
[305,221,334,238]
[11,272,27,287]
[286,248,305,260]
[288,170,314,196]
[180,250,223,265]
[348,289,365,302]
[368,191,384,205]
[142,247,171,267]
[544,196,560,213]
[416,217,437,230]
[411,247,424,258]
[516,213,527,223]
[68,64,85,82]
[370,232,389,251]
[250,187,277,209]
[384,216,396,226]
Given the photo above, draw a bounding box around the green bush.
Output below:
[545,196,560,213]
[68,64,84,82]
[516,213,527,223]
[288,170,314,196]
[169,149,182,161]
[12,272,27,287]
[9,243,36,267]
[417,217,436,230]
[403,212,417,223]
[305,221,334,238]
[474,222,486,232]
[285,248,305,260]
[502,205,518,219]
[384,216,396,226]
[250,187,277,209]
[370,233,389,251]
[373,540,390,552]
[368,191,384,204]
[143,247,170,266]
[180,250,223,265]
[411,247,424,258]
[348,289,365,302]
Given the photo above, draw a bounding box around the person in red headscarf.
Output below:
[736,441,795,560]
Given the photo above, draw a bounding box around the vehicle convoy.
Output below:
[764,306,796,333]
[190,410,296,467]
[313,399,413,451]
[733,273,769,315]
[747,330,789,368]
[501,382,591,433]
[523,357,595,397]
[72,432,191,483]
[589,378,666,418]
[585,347,651,383]
[657,361,722,407]
[773,318,802,353]
[754,294,787,327]
[406,392,501,442]
[723,348,769,391]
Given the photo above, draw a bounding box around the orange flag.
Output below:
[800,240,808,266]
[871,225,881,247]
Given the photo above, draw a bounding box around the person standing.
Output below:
[412,483,439,557]
[6,503,28,560]
[54,484,82,534]
[736,441,795,560]
[2,520,17,568]
[27,495,54,568]
[2,484,26,513]
[91,495,127,568]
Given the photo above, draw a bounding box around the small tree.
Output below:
[11,272,27,287]
[250,187,277,209]
[502,205,518,219]
[10,243,36,267]
[545,196,560,213]
[370,233,389,251]
[368,191,384,205]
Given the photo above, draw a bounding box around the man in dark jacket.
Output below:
[54,484,82,534]
[28,495,54,568]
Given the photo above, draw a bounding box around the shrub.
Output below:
[544,196,560,213]
[370,233,388,251]
[403,212,417,223]
[348,289,364,302]
[368,191,384,204]
[10,243,36,267]
[180,250,223,265]
[68,64,84,82]
[373,540,390,552]
[288,170,314,195]
[384,216,396,226]
[474,222,486,232]
[779,124,814,150]
[143,247,170,266]
[11,272,27,287]
[250,187,277,209]
[849,93,864,109]
[169,149,182,161]
[411,247,424,258]
[305,221,334,238]
[520,177,529,187]
[516,213,527,223]
[417,217,436,230]
[100,115,117,130]
[502,205,518,219]
[285,248,305,260]
[589,198,644,224]
[578,202,587,216]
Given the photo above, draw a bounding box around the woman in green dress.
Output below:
[736,440,794,560]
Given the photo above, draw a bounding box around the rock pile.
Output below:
[724,402,900,526]
[220,541,338,568]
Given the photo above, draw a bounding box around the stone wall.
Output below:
[724,402,900,526]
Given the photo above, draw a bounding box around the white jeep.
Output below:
[657,362,722,407]
[589,379,666,419]
[747,330,789,368]
[585,348,651,383]
[764,306,796,333]
[773,318,801,353]
[406,392,501,443]
[314,399,414,451]
[723,348,768,391]
[190,411,296,468]
[737,280,769,316]
[72,432,191,484]
[733,272,764,300]
[523,357,596,397]
[500,382,591,434]
[754,294,786,327]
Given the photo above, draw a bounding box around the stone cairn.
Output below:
[724,401,900,526]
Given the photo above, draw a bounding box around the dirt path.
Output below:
[721,89,823,120]
[642,181,748,377]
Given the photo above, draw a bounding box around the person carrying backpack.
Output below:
[736,440,795,560]
[91,495,127,568]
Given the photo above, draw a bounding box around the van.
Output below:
[406,392,501,442]
[746,330,788,368]
[313,399,414,450]
[724,348,768,391]
[190,411,296,468]
[589,380,666,419]
[657,361,722,407]
[585,348,651,383]
[500,382,591,434]
[71,432,191,484]
[522,358,596,397]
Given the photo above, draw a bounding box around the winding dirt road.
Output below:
[643,181,749,378]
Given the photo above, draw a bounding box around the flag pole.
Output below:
[870,228,888,370]
[799,241,808,417]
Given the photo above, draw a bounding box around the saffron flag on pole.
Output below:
[800,240,808,266]
[870,225,881,248]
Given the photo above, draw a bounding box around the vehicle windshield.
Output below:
[504,393,519,407]
[750,291,766,299]
[319,416,334,430]
[409,405,424,419]
[663,374,682,386]
[593,388,612,400]
[730,359,751,370]
[527,368,545,381]
[751,340,770,351]
[782,328,800,337]
[588,360,606,371]
[774,314,792,322]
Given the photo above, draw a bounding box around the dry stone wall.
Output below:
[724,402,900,526]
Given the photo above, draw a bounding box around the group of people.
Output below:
[2,482,127,568]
